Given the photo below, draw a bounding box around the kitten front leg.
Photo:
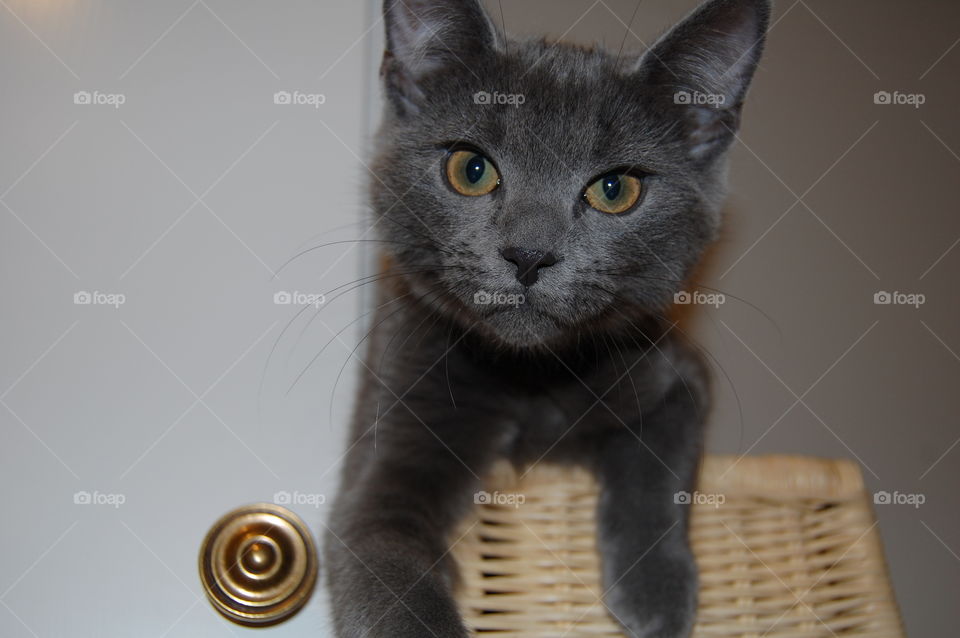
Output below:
[594,374,707,638]
[324,411,504,638]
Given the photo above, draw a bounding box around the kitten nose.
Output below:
[501,247,557,287]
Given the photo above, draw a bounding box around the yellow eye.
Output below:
[584,173,643,214]
[445,149,500,196]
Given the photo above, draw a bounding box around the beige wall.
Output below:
[484,0,960,635]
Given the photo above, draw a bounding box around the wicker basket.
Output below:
[452,455,905,637]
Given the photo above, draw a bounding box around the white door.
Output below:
[0,1,381,636]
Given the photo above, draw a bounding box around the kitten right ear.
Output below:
[382,0,499,115]
[634,0,770,162]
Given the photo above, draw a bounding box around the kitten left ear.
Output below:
[634,0,770,161]
[382,0,499,115]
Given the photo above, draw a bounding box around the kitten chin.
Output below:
[407,280,569,350]
[473,305,566,349]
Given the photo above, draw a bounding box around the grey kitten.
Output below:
[324,0,769,636]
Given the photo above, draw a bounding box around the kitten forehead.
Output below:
[403,39,681,176]
[512,38,619,78]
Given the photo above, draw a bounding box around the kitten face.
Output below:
[372,0,769,348]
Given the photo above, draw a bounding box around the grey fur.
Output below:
[325,1,769,636]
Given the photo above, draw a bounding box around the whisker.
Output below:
[293,220,372,251]
[608,294,746,453]
[381,287,448,371]
[258,265,460,416]
[615,0,644,69]
[330,284,451,425]
[497,0,508,55]
[273,239,448,280]
[445,319,457,409]
[286,291,414,397]
[606,304,701,424]
[379,215,460,258]
[289,266,463,357]
[598,269,782,338]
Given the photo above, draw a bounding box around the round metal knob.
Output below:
[199,503,318,625]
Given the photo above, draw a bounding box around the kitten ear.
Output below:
[381,0,499,114]
[634,0,770,162]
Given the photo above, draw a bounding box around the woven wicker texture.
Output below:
[452,455,904,637]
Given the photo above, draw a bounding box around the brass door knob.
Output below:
[199,503,319,625]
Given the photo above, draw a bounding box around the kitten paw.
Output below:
[603,552,698,638]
